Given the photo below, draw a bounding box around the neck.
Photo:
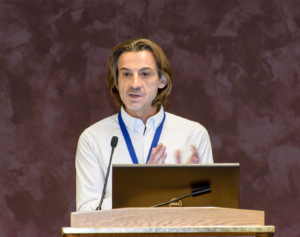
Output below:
[125,106,160,124]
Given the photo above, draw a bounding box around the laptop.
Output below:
[112,164,239,208]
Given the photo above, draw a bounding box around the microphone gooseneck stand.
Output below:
[96,136,118,210]
[151,185,211,207]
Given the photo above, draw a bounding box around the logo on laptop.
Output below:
[169,198,182,207]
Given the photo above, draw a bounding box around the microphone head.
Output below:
[111,136,118,148]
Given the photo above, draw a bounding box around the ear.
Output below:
[158,75,167,89]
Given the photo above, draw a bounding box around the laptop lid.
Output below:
[112,164,239,209]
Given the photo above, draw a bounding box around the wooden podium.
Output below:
[62,207,275,237]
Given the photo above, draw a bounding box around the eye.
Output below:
[123,72,131,77]
[142,72,149,77]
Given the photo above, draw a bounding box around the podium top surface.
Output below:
[71,207,265,228]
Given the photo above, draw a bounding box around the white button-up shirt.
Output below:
[76,107,213,211]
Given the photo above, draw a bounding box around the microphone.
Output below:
[96,136,118,210]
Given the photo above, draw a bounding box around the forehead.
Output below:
[117,51,157,70]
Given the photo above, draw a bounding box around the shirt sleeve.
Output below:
[75,132,111,211]
[194,125,214,164]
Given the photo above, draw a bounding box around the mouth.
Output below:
[128,94,142,98]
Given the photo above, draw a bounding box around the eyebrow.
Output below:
[139,67,154,71]
[119,67,131,71]
[119,67,154,71]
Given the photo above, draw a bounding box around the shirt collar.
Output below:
[120,106,165,134]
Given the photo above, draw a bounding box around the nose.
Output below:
[130,73,141,88]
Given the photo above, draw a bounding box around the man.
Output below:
[76,39,213,211]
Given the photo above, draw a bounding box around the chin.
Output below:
[126,104,143,111]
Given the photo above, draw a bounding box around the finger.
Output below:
[152,143,163,156]
[191,144,198,155]
[186,156,199,164]
[147,143,163,163]
[175,149,181,164]
[193,145,200,163]
[148,144,166,164]
[185,145,200,164]
[190,155,200,164]
[156,152,167,164]
[152,145,166,163]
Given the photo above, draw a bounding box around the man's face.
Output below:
[117,50,167,115]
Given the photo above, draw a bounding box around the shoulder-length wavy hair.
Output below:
[106,38,173,109]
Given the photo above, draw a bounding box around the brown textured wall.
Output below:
[0,0,300,236]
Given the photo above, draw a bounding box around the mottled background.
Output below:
[0,0,300,236]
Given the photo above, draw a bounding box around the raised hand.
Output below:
[175,144,200,164]
[147,143,167,164]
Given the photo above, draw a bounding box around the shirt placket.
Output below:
[143,119,155,163]
[134,119,145,164]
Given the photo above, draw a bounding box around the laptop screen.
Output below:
[112,164,239,209]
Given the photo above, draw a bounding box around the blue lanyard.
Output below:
[118,111,166,164]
